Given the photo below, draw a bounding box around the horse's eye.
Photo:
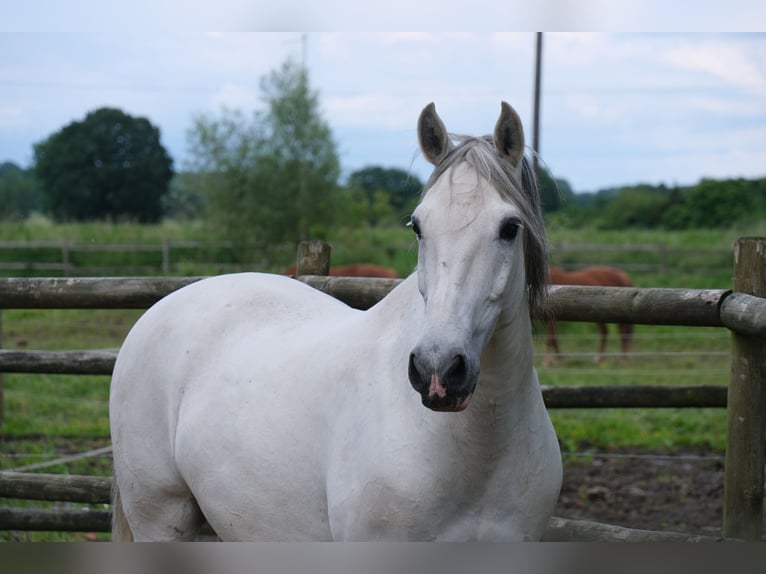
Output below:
[499,218,521,242]
[410,218,422,240]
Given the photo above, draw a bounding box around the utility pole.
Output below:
[532,32,543,174]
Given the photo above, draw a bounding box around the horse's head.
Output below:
[407,102,548,412]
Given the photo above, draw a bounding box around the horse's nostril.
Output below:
[408,352,425,388]
[445,354,467,384]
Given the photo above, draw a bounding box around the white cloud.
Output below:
[324,94,414,130]
[662,38,766,96]
[211,84,259,110]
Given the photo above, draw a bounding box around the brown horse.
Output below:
[545,266,634,366]
[284,263,400,278]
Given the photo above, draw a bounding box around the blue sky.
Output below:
[1,30,765,193]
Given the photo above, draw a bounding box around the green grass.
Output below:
[0,221,758,540]
[533,323,729,452]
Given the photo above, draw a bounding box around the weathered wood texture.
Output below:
[0,472,111,504]
[542,385,726,409]
[0,276,203,308]
[720,291,766,339]
[0,350,116,375]
[296,240,331,276]
[546,285,730,326]
[723,238,766,541]
[0,507,111,533]
[542,516,732,542]
[0,277,740,331]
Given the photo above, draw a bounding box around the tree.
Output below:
[347,166,423,225]
[34,108,174,222]
[0,162,42,220]
[682,178,754,228]
[597,184,670,229]
[186,58,341,261]
[260,59,341,242]
[535,166,575,214]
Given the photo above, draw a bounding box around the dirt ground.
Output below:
[554,449,739,538]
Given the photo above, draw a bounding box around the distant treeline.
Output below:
[3,157,765,233]
[539,170,766,230]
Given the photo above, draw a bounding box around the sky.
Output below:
[1,22,765,194]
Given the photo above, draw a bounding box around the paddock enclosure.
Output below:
[1,238,765,541]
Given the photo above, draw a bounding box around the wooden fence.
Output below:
[0,239,293,276]
[0,239,732,277]
[0,238,765,541]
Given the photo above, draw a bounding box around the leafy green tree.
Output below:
[0,162,42,220]
[596,185,671,229]
[162,172,207,221]
[347,166,423,224]
[535,165,575,214]
[260,59,341,242]
[682,178,754,228]
[186,58,341,261]
[34,108,174,222]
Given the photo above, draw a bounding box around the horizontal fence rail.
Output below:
[0,240,293,277]
[0,472,731,541]
[1,276,763,337]
[0,346,730,408]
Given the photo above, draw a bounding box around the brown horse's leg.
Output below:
[544,320,561,367]
[594,323,608,363]
[618,323,634,365]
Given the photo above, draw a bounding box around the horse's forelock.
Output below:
[420,135,549,318]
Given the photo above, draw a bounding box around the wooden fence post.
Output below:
[295,241,331,276]
[723,237,766,541]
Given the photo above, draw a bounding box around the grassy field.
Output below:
[0,220,756,540]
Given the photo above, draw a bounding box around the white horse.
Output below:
[109,101,562,541]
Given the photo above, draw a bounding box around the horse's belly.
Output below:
[172,368,338,540]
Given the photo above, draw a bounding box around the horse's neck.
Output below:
[458,316,538,457]
[480,304,537,399]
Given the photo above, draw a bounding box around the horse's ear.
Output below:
[494,101,525,167]
[418,102,453,166]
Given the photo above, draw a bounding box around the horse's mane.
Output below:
[421,135,549,318]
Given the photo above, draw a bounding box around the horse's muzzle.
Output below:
[408,349,477,412]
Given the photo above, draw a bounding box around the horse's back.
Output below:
[585,266,632,287]
[550,265,632,287]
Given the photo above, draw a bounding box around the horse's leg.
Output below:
[111,477,133,541]
[544,320,561,367]
[618,323,634,365]
[113,468,205,541]
[128,493,204,542]
[594,323,608,363]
